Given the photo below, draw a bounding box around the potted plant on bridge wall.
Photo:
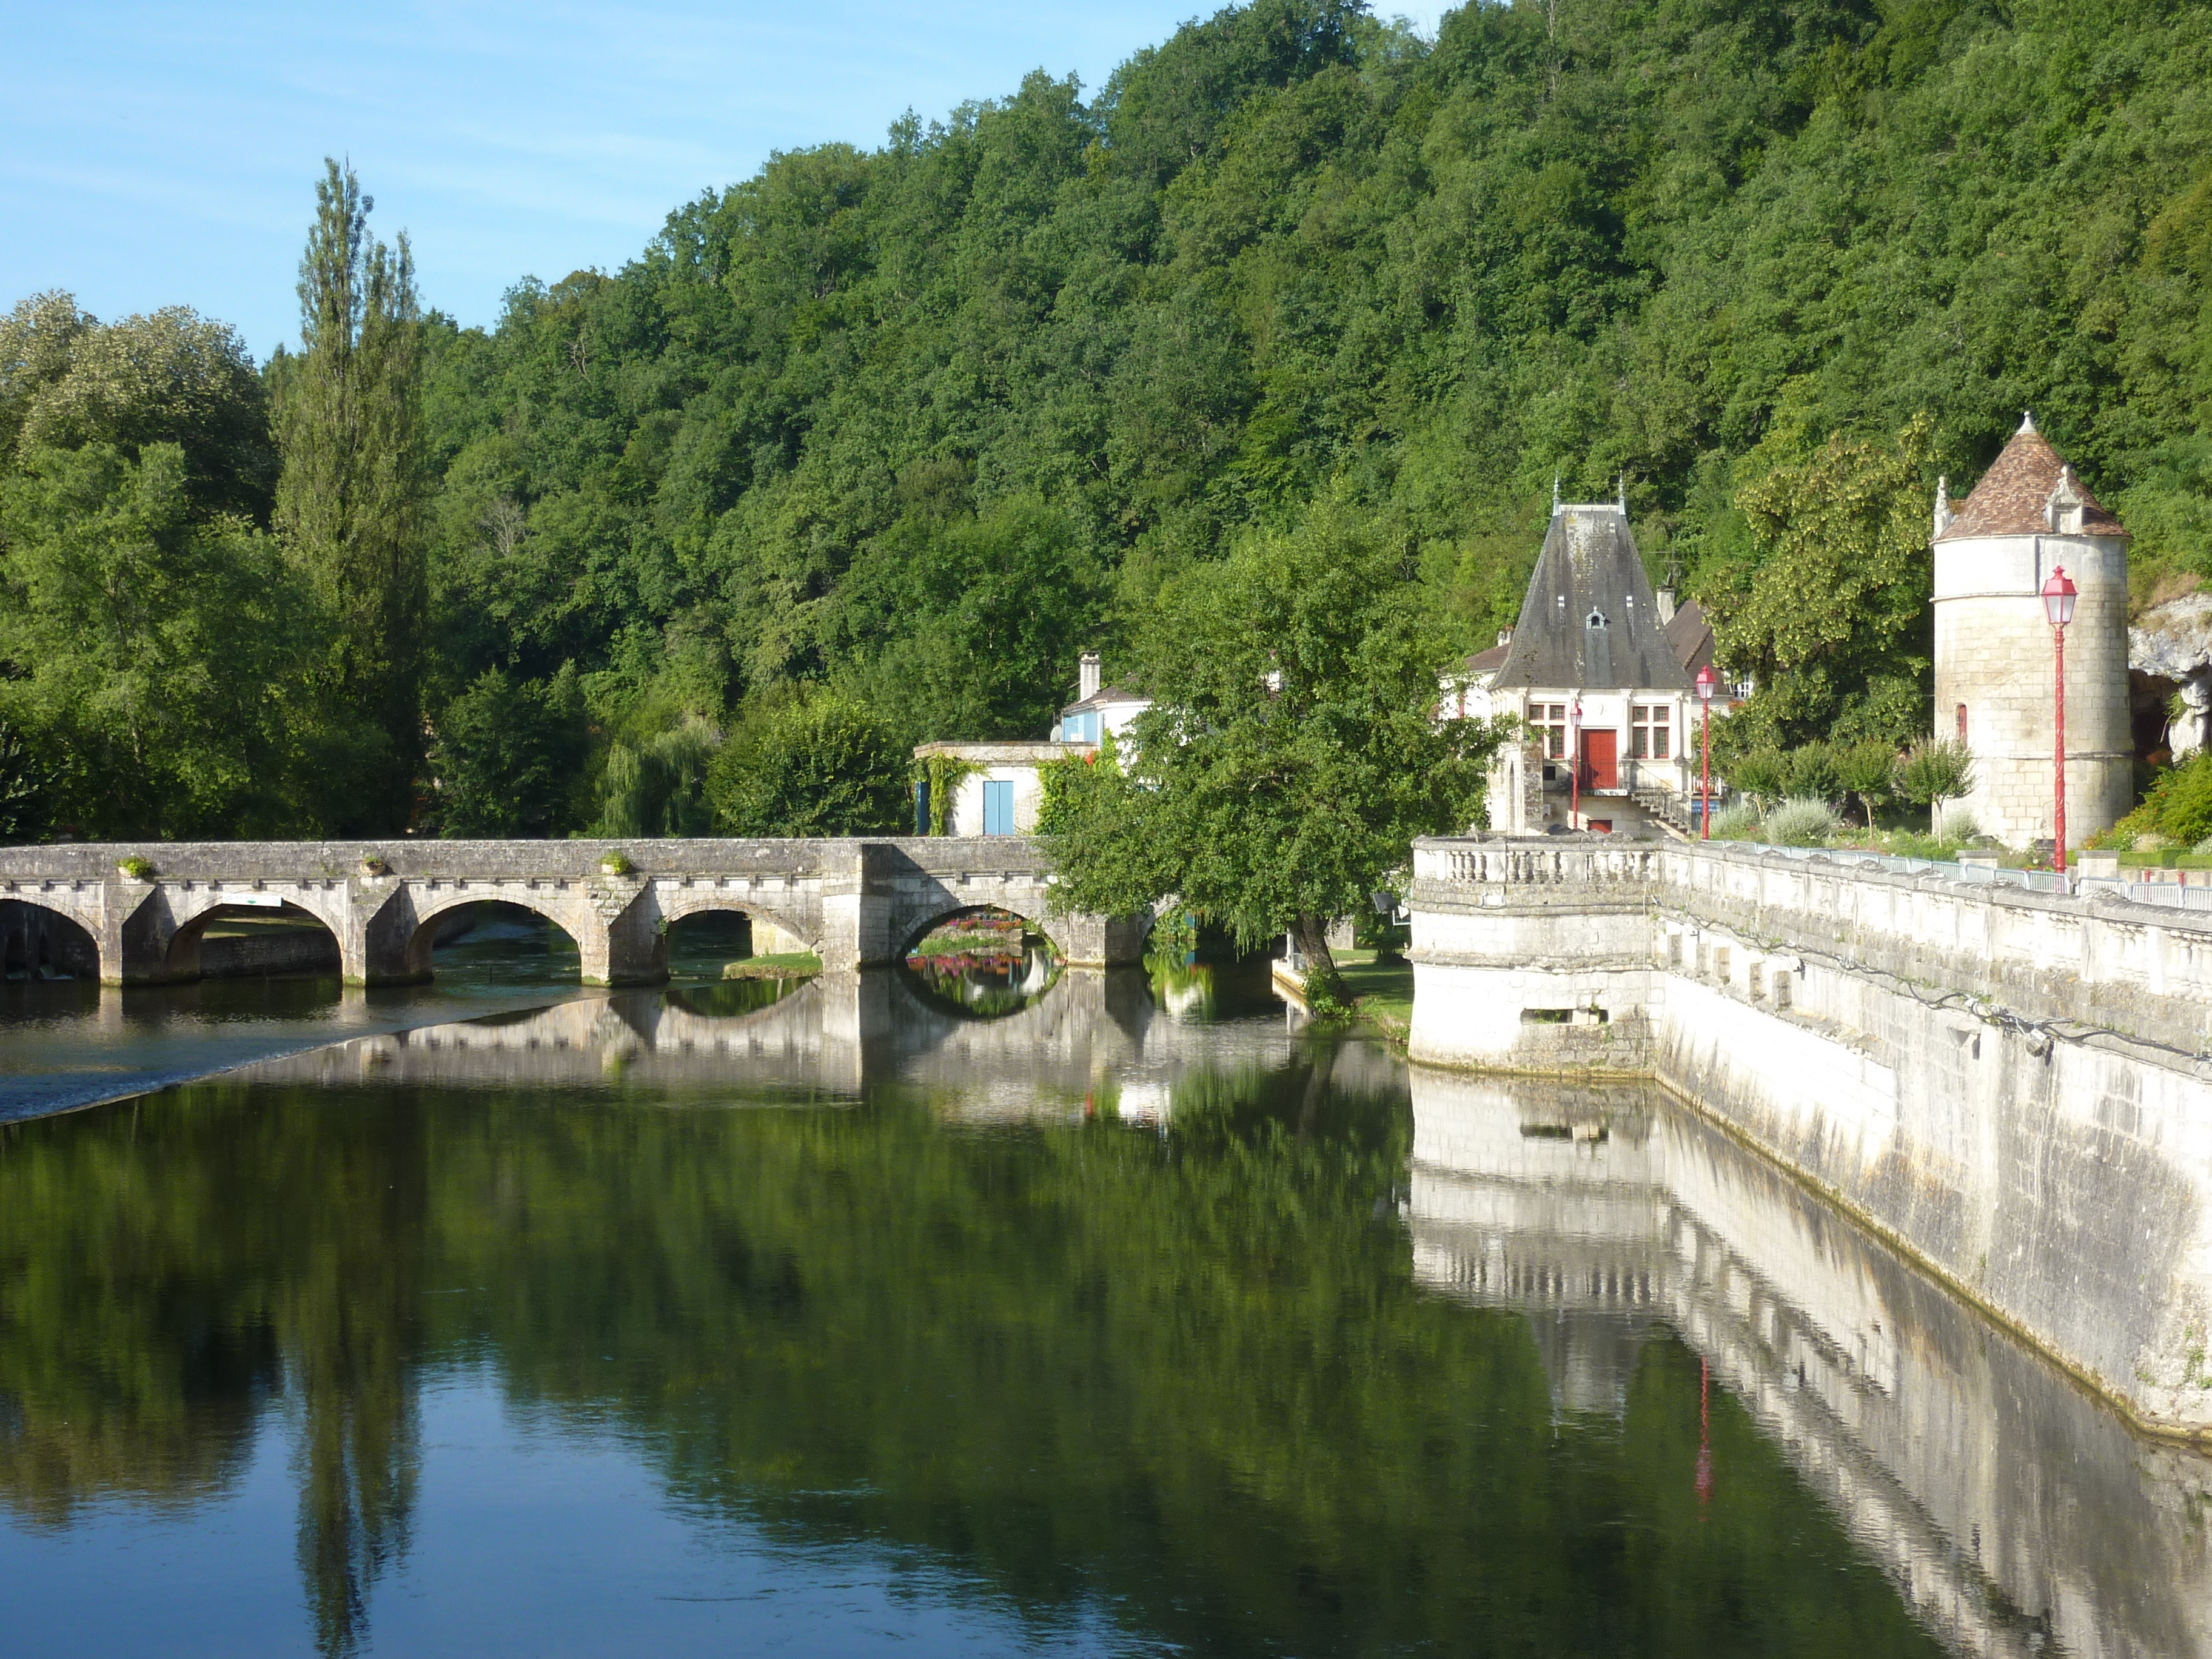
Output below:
[116,855,155,882]
[599,850,636,877]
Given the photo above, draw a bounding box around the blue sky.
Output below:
[4,2,1444,364]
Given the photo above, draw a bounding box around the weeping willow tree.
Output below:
[272,159,428,833]
[594,717,721,837]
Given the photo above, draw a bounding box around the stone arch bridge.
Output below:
[0,837,1148,987]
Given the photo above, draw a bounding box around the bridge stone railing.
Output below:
[0,837,1148,986]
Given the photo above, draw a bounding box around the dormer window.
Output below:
[1586,610,1607,630]
[2046,466,2087,536]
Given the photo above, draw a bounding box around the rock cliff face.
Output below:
[2130,592,2212,757]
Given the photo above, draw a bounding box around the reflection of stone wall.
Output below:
[1407,1071,2212,1659]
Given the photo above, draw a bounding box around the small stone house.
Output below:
[1056,652,1152,745]
[914,654,1151,837]
[1467,494,1728,834]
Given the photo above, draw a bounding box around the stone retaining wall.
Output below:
[1407,834,2212,1440]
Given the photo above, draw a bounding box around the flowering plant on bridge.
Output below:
[1037,501,1507,997]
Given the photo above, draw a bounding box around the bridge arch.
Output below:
[654,888,820,959]
[387,892,592,984]
[115,882,357,985]
[1,898,100,980]
[894,898,1074,964]
[158,900,342,981]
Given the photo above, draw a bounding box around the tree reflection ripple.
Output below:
[0,973,2205,1658]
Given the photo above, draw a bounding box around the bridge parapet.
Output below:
[0,837,1145,987]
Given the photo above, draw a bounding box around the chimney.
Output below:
[1078,651,1101,702]
[1654,583,1677,628]
[1932,475,1953,540]
[1496,628,1514,648]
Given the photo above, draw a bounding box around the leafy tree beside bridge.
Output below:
[1038,503,1503,997]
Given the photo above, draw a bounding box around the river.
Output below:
[1,939,2207,1657]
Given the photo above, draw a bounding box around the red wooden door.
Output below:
[1581,729,1618,791]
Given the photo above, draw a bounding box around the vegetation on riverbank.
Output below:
[720,951,822,980]
[5,0,2210,841]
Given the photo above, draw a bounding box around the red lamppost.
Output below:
[1569,695,1583,830]
[2043,566,2077,875]
[1695,665,1718,839]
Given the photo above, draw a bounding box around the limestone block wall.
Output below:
[1934,531,2131,847]
[1407,835,2212,1439]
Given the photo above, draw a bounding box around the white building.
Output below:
[1056,651,1151,745]
[1472,496,1731,835]
[915,653,1153,838]
[1932,414,2131,848]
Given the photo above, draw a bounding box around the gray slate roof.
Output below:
[1492,506,1692,693]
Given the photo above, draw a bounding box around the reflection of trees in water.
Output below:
[665,976,801,1019]
[0,1092,426,1658]
[280,1100,426,1658]
[0,1039,1970,1658]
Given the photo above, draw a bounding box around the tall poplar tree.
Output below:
[273,159,427,832]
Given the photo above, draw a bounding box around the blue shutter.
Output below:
[983,779,1014,836]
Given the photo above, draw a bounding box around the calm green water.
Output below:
[1,962,2205,1657]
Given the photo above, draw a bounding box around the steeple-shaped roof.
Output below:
[1935,413,2126,542]
[1493,506,1691,692]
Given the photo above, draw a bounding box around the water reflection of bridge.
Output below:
[1408,1072,2212,1659]
[243,974,2212,1659]
[255,968,1301,1111]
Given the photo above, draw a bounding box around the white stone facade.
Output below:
[1934,531,2131,847]
[1930,419,2134,850]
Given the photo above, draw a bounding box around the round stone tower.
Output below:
[1932,414,2131,849]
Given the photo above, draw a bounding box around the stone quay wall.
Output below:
[0,837,1148,987]
[1407,834,2212,1440]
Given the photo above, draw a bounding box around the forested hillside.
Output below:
[5,0,2210,839]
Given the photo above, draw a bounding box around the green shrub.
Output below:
[1707,802,1763,840]
[1837,740,1895,826]
[1894,738,1975,833]
[706,689,908,837]
[1782,742,1839,803]
[1765,796,1838,846]
[116,854,155,879]
[2150,753,2212,848]
[599,850,635,876]
[1726,748,1789,808]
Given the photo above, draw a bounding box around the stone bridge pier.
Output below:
[0,837,1150,987]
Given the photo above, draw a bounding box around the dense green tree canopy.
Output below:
[1038,502,1503,985]
[6,0,2212,837]
[704,688,909,834]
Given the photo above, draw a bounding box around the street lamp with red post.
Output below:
[1569,695,1583,830]
[1694,665,1718,839]
[2043,565,2077,875]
